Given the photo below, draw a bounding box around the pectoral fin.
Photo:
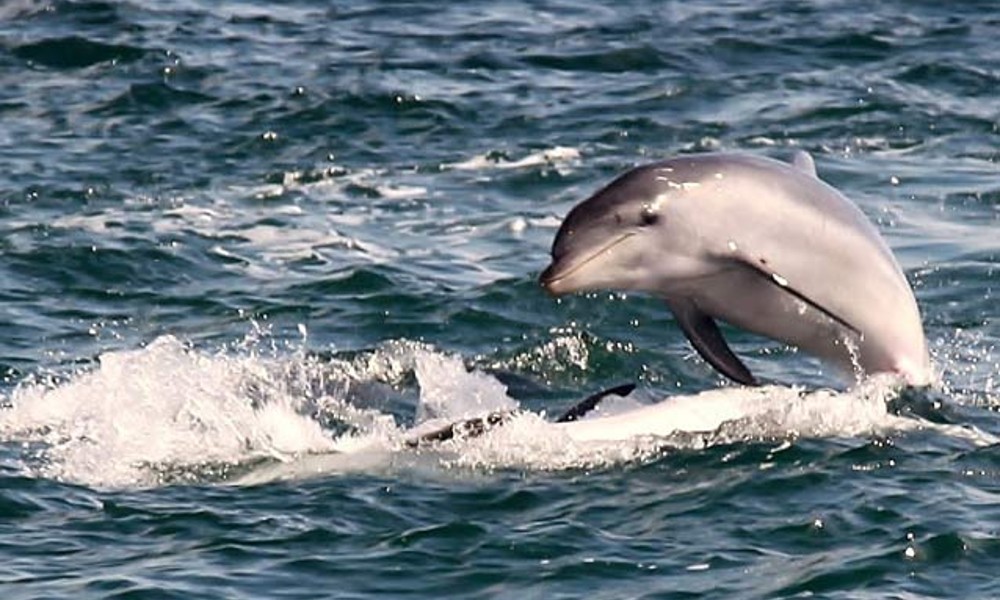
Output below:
[670,300,758,386]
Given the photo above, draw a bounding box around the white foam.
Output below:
[413,352,516,421]
[560,379,904,443]
[49,213,112,234]
[0,336,340,487]
[529,215,564,229]
[0,0,48,19]
[375,184,428,200]
[3,338,994,489]
[18,159,541,290]
[442,377,1000,473]
[447,146,581,171]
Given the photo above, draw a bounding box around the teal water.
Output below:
[2,1,999,597]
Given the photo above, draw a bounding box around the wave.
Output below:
[1,334,993,489]
[12,36,147,69]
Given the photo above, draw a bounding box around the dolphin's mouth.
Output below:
[539,233,635,295]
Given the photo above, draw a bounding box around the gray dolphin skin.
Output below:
[539,152,932,386]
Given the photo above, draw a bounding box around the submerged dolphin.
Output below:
[539,152,931,386]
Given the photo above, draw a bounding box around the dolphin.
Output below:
[539,152,931,386]
[404,383,636,448]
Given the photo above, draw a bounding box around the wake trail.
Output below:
[0,335,994,489]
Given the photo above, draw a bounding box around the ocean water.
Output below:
[1,0,999,597]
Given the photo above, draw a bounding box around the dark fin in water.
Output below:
[404,411,512,448]
[670,300,758,386]
[404,383,637,447]
[555,383,636,423]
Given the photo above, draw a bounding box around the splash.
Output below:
[2,335,994,489]
[0,334,517,488]
[412,351,517,421]
[931,327,999,406]
[446,146,581,172]
[438,378,903,472]
[0,336,347,487]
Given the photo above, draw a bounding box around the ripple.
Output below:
[522,45,673,73]
[88,82,214,114]
[2,0,1000,597]
[12,36,146,69]
[896,62,1000,97]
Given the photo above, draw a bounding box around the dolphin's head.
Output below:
[540,165,699,296]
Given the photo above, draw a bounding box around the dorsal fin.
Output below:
[791,150,817,177]
[556,383,636,423]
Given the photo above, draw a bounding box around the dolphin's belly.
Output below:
[690,261,928,382]
[696,172,930,382]
[689,265,865,377]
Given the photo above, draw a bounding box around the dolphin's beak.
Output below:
[539,233,635,297]
[539,262,567,296]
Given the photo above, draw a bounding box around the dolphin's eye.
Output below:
[639,204,659,226]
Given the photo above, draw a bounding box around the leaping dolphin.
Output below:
[539,152,931,387]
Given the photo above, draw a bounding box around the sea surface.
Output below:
[1,1,999,598]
